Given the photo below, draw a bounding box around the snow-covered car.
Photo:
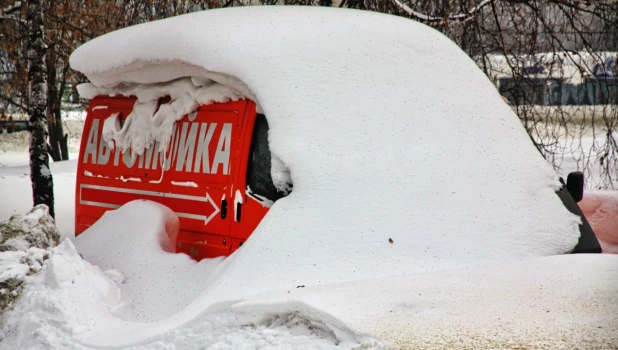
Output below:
[3,6,615,350]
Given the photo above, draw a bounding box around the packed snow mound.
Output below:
[68,7,585,344]
[0,238,129,349]
[74,200,224,322]
[0,205,60,251]
[0,203,382,349]
[121,311,383,350]
[0,205,59,319]
[0,248,49,317]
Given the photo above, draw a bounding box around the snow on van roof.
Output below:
[68,6,583,345]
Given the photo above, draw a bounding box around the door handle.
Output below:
[235,202,242,222]
[221,199,227,219]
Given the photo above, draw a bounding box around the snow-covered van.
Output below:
[76,95,289,260]
[72,7,603,268]
[75,97,601,260]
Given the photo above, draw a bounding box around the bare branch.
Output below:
[0,0,25,24]
[392,0,495,24]
[1,0,21,14]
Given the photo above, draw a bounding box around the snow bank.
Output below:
[74,200,225,322]
[123,311,381,349]
[0,205,59,322]
[0,239,128,349]
[0,205,59,251]
[0,203,381,349]
[7,218,612,349]
[0,248,48,317]
[233,254,618,349]
[67,6,587,346]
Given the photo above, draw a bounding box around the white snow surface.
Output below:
[270,154,293,195]
[70,4,579,285]
[1,204,616,348]
[237,254,618,349]
[1,203,381,350]
[11,5,602,347]
[1,239,128,349]
[0,160,77,239]
[74,200,224,323]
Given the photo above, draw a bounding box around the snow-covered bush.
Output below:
[0,205,59,316]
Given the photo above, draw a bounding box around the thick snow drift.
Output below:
[234,254,618,349]
[2,201,614,349]
[0,205,59,316]
[67,6,586,346]
[1,204,380,350]
[74,200,224,322]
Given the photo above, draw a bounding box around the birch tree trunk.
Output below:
[27,0,55,218]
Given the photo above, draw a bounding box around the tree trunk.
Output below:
[46,48,68,161]
[46,49,60,162]
[27,0,55,218]
[57,66,70,160]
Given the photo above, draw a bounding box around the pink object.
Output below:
[579,191,618,254]
[162,206,180,254]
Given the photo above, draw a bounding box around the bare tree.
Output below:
[3,0,617,192]
[1,0,130,162]
[377,0,618,189]
[26,0,54,218]
[0,0,129,216]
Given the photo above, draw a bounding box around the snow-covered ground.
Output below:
[0,183,616,348]
[0,114,83,237]
[1,148,618,349]
[0,160,77,240]
[1,6,618,350]
[2,117,618,348]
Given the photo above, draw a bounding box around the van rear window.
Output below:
[246,114,290,203]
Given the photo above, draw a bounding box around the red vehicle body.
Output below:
[75,97,611,260]
[76,96,273,260]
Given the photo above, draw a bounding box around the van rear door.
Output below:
[76,96,254,259]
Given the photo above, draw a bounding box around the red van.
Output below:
[75,96,289,260]
[76,95,602,260]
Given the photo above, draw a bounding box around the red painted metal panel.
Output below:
[76,96,270,260]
